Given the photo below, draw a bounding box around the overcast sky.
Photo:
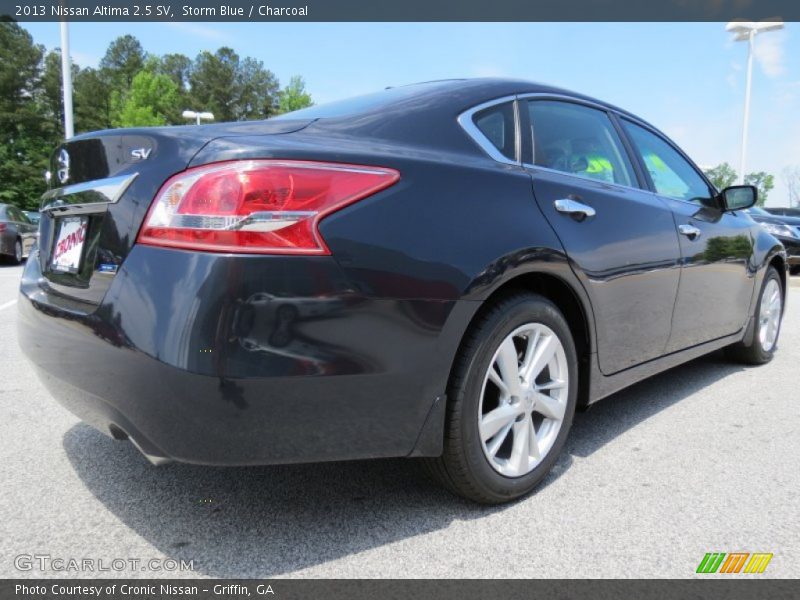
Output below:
[22,22,800,206]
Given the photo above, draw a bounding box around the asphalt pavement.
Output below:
[1,262,798,579]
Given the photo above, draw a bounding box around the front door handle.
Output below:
[678,224,702,240]
[554,198,596,222]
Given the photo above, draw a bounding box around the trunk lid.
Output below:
[38,119,313,307]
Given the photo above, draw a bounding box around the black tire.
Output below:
[424,293,578,504]
[790,266,800,277]
[725,266,783,365]
[10,239,23,265]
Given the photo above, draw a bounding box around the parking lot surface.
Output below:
[1,262,798,578]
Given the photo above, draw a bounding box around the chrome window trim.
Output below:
[457,95,521,165]
[512,99,522,163]
[41,173,138,214]
[516,92,614,113]
[521,163,648,195]
[458,91,712,201]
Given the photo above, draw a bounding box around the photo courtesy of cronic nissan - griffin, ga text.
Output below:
[18,79,787,504]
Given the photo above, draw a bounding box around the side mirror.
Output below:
[719,185,757,211]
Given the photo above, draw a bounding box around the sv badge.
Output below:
[130,147,152,161]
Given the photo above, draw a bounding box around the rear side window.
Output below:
[621,120,713,204]
[527,100,636,188]
[473,102,517,161]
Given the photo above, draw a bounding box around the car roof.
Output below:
[403,78,637,113]
[293,78,667,154]
[293,78,653,125]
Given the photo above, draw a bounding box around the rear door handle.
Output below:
[678,224,702,240]
[554,198,596,222]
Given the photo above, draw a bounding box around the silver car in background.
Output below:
[0,204,37,264]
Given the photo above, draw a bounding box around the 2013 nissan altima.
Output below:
[18,79,787,503]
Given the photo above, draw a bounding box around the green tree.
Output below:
[0,20,51,209]
[189,48,279,121]
[73,67,112,133]
[0,22,313,212]
[703,162,738,191]
[111,67,181,127]
[39,51,111,135]
[39,50,82,139]
[278,75,313,114]
[157,53,192,115]
[158,53,192,90]
[189,48,238,121]
[236,56,280,119]
[99,34,146,89]
[744,171,774,207]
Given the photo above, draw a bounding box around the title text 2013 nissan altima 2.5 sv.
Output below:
[19,79,787,503]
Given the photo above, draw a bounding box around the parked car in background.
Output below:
[765,207,800,218]
[744,206,800,274]
[18,79,788,504]
[22,211,41,225]
[0,204,37,264]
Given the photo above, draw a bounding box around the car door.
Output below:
[522,99,682,375]
[619,118,756,351]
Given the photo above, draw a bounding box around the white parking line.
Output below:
[0,299,17,311]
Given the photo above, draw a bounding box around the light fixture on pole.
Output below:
[182,110,215,125]
[726,19,784,184]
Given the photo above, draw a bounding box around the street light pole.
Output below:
[59,20,74,139]
[726,20,784,185]
[739,29,755,185]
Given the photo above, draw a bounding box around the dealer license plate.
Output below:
[51,216,88,273]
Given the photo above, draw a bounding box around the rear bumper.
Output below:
[18,245,468,465]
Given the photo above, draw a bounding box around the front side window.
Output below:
[622,120,713,204]
[472,102,517,161]
[527,100,636,188]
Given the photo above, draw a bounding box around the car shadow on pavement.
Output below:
[566,350,747,458]
[63,425,503,578]
[62,350,746,578]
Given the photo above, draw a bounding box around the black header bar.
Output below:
[2,0,799,22]
[1,579,798,600]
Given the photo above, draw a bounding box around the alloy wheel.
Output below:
[758,278,782,352]
[14,240,22,263]
[478,323,569,477]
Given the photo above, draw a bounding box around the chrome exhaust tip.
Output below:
[110,425,171,466]
[128,436,172,466]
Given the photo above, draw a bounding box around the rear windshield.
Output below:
[272,81,455,120]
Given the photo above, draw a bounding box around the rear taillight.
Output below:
[0,223,6,232]
[137,160,399,255]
